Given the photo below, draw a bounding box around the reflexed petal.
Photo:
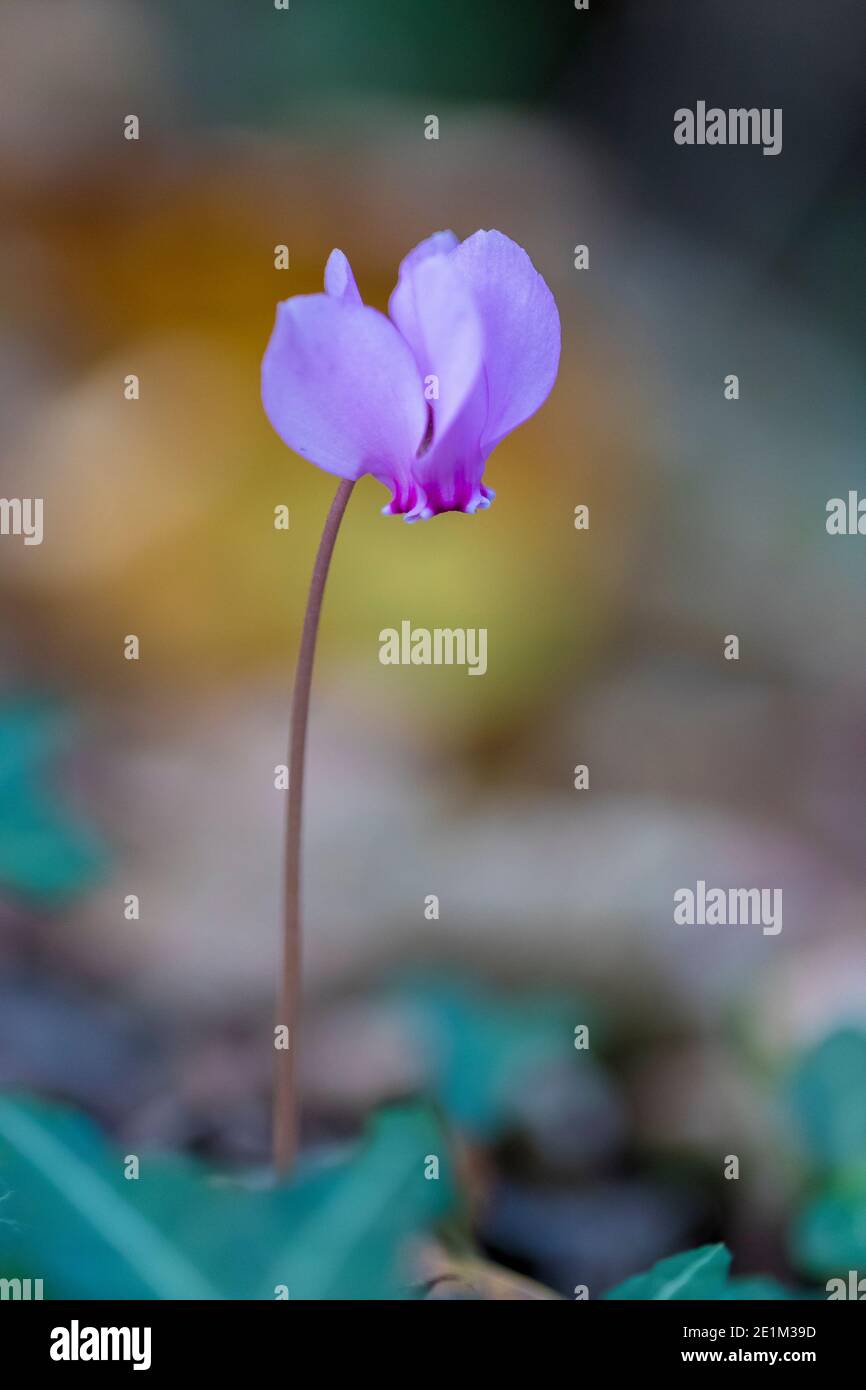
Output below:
[261,294,427,483]
[452,229,560,454]
[324,248,362,305]
[389,251,483,442]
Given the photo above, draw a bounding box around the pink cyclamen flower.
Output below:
[261,230,560,520]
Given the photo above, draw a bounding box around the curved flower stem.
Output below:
[274,477,356,1176]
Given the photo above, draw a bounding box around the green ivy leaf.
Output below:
[605,1243,731,1300]
[390,975,596,1140]
[0,699,106,905]
[0,1095,454,1300]
[709,1278,799,1301]
[605,1244,797,1301]
[786,1029,866,1175]
[791,1182,866,1278]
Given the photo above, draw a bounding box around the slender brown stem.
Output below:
[273,477,355,1176]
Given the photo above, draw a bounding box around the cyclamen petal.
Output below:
[452,230,561,456]
[324,248,362,305]
[261,230,560,519]
[261,294,427,484]
[394,229,459,277]
[389,248,483,444]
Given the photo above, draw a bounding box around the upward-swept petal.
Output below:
[261,294,427,483]
[324,248,362,304]
[395,230,459,275]
[452,230,560,454]
[389,249,483,443]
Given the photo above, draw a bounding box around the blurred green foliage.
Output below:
[0,1096,455,1299]
[390,975,596,1140]
[0,700,106,906]
[786,1030,866,1172]
[787,1029,866,1279]
[157,0,580,122]
[794,1187,866,1279]
[605,1244,796,1301]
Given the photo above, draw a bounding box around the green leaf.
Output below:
[786,1029,866,1174]
[390,975,595,1140]
[710,1278,799,1301]
[0,699,106,905]
[605,1245,798,1301]
[0,1095,454,1299]
[605,1244,731,1300]
[792,1182,866,1278]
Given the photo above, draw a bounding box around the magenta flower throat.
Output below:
[262,229,561,519]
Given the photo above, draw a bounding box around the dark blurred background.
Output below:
[1,0,865,1297]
